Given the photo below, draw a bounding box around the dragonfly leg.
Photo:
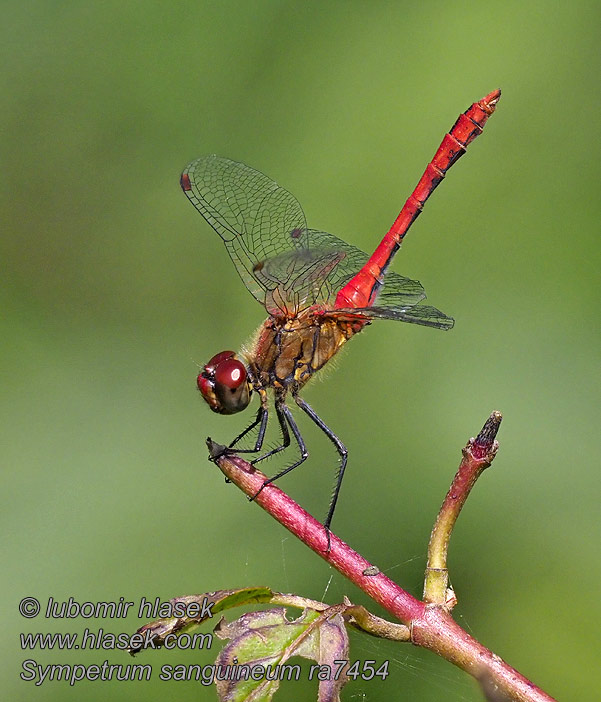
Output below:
[227,389,270,453]
[250,401,308,500]
[294,394,348,538]
[228,406,268,452]
[249,401,292,465]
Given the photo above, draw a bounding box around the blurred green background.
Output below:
[3,1,600,700]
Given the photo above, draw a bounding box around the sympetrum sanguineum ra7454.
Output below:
[180,89,500,544]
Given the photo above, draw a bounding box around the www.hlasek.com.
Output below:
[18,596,390,686]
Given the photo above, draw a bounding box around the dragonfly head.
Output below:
[197,351,251,415]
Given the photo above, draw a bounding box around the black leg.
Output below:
[228,405,269,452]
[250,401,309,499]
[228,390,294,465]
[227,388,270,454]
[294,394,347,536]
[250,402,291,465]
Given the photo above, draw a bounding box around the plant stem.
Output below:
[424,411,502,606]
[207,411,556,702]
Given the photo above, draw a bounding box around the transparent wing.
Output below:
[252,246,347,316]
[303,229,427,307]
[304,230,453,329]
[181,157,452,326]
[181,155,315,314]
[339,303,455,329]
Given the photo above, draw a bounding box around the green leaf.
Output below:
[214,606,349,702]
[129,587,275,655]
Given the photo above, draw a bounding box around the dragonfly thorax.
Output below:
[246,310,368,393]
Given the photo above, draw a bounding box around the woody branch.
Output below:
[208,412,555,702]
[423,411,502,606]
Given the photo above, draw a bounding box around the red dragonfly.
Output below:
[181,89,500,542]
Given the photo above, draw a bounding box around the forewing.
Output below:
[181,159,452,327]
[254,247,347,316]
[181,155,311,313]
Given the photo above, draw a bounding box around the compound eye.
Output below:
[197,373,213,397]
[214,358,247,389]
[205,350,236,374]
[197,352,251,415]
[214,358,250,414]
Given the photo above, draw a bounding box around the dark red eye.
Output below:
[197,373,213,396]
[215,358,246,389]
[197,351,251,415]
[205,350,236,374]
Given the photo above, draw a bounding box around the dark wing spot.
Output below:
[180,172,192,191]
[289,228,303,239]
[253,261,264,273]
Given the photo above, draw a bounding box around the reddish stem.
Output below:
[424,411,502,606]
[207,413,556,702]
[207,439,425,623]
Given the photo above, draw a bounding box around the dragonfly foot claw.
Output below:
[207,438,229,460]
[249,482,269,502]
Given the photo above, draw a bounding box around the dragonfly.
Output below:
[181,89,500,544]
